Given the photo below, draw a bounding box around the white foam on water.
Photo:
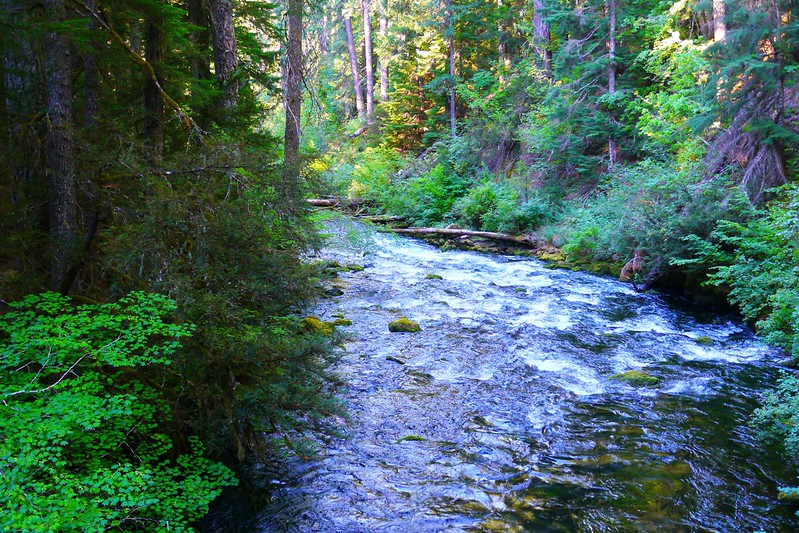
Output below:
[564,293,600,305]
[677,342,765,363]
[664,377,716,396]
[522,352,605,395]
[609,316,677,334]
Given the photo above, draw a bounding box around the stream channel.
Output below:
[249,217,798,532]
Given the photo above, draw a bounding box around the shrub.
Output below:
[0,292,236,532]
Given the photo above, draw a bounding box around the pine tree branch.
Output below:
[75,0,202,136]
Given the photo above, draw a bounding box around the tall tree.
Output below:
[144,12,165,160]
[607,0,617,168]
[379,0,389,100]
[344,13,366,119]
[533,0,551,73]
[43,0,77,291]
[363,0,375,122]
[284,0,303,178]
[446,0,456,137]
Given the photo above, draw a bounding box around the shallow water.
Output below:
[252,218,799,532]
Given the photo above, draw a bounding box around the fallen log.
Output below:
[389,227,540,248]
[306,197,371,209]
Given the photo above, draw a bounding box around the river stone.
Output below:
[388,316,421,333]
[610,370,659,385]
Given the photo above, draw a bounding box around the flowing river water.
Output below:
[246,217,798,532]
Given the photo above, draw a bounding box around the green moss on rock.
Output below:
[332,318,353,326]
[610,370,659,385]
[300,316,334,336]
[425,273,443,280]
[346,263,365,272]
[693,336,714,345]
[389,316,421,333]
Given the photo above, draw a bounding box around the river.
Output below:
[245,217,798,531]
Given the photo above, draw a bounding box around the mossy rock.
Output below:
[388,316,421,333]
[346,263,365,272]
[538,251,566,262]
[300,316,334,336]
[425,273,443,280]
[693,336,714,345]
[610,370,659,386]
[398,434,426,442]
[332,318,352,326]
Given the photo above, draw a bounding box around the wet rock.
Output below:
[693,336,714,345]
[425,273,443,280]
[386,355,406,364]
[324,286,345,297]
[333,318,353,326]
[346,263,365,272]
[388,316,421,333]
[610,370,659,385]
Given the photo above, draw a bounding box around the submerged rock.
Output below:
[610,370,659,385]
[388,316,421,333]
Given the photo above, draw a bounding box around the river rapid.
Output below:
[252,217,798,532]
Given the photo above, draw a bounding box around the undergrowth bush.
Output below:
[554,161,751,274]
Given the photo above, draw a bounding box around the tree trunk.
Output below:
[84,0,99,127]
[284,0,303,181]
[497,0,508,84]
[3,0,44,275]
[713,0,725,43]
[378,0,389,101]
[607,0,617,168]
[144,14,165,161]
[344,15,365,120]
[362,0,375,123]
[44,0,77,291]
[446,0,456,137]
[533,0,551,74]
[208,0,239,108]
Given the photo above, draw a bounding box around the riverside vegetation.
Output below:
[1,0,798,529]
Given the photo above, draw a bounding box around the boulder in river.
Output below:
[610,370,659,385]
[388,316,421,333]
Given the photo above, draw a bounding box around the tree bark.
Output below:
[208,0,239,108]
[344,15,365,120]
[607,0,617,168]
[44,0,78,291]
[284,0,303,180]
[362,0,375,122]
[378,0,389,101]
[533,0,551,74]
[144,14,165,161]
[713,0,725,43]
[3,0,43,275]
